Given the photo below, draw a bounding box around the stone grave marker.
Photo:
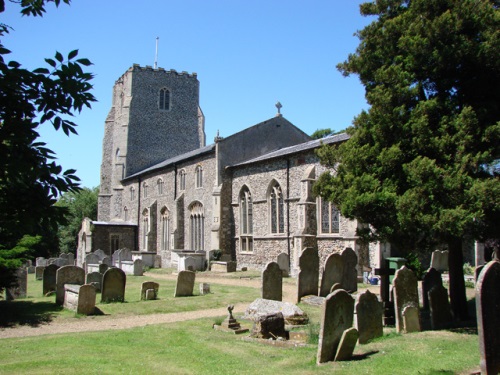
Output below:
[199,282,210,295]
[67,253,75,265]
[94,249,106,260]
[277,253,289,277]
[55,265,85,305]
[262,261,282,301]
[251,312,286,339]
[402,305,421,333]
[86,271,103,292]
[393,266,420,333]
[476,260,500,375]
[101,256,111,266]
[35,266,45,280]
[428,283,452,330]
[430,250,448,272]
[421,268,443,310]
[329,283,342,294]
[43,264,59,295]
[355,289,383,344]
[174,270,195,297]
[99,263,109,274]
[317,289,355,364]
[101,267,126,302]
[244,298,309,326]
[141,281,159,300]
[85,253,100,266]
[334,327,359,361]
[296,247,319,303]
[319,253,343,297]
[154,255,162,268]
[133,258,144,276]
[6,267,27,300]
[36,257,48,267]
[475,264,485,282]
[341,247,358,293]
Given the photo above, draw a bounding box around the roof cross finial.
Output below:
[275,101,282,117]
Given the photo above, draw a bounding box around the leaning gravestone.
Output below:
[296,247,319,303]
[393,266,420,333]
[421,268,443,310]
[262,261,282,301]
[6,268,28,300]
[341,247,358,293]
[476,260,500,375]
[428,283,452,330]
[319,253,343,297]
[277,253,290,277]
[317,289,355,364]
[55,265,85,305]
[174,270,195,297]
[430,250,449,272]
[101,267,126,302]
[334,327,359,361]
[43,264,59,295]
[355,289,383,344]
[141,281,159,300]
[86,271,103,292]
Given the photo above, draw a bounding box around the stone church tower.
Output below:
[98,64,205,222]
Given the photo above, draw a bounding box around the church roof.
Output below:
[228,132,350,168]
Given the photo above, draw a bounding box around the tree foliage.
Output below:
[0,0,95,291]
[314,0,500,319]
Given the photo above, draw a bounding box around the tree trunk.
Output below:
[448,237,469,321]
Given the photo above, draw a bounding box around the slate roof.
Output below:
[229,132,350,168]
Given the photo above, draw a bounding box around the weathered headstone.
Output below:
[199,283,210,295]
[101,267,126,302]
[262,261,282,301]
[317,289,355,364]
[277,253,290,277]
[94,249,107,260]
[101,256,111,267]
[141,281,159,300]
[421,268,443,310]
[355,289,383,344]
[6,268,27,300]
[243,298,309,326]
[428,283,452,330]
[43,264,59,295]
[402,305,421,333]
[67,253,75,265]
[85,253,100,265]
[334,327,359,361]
[36,257,48,267]
[35,266,45,280]
[174,270,195,297]
[86,271,103,292]
[133,258,144,276]
[430,250,449,272]
[55,265,85,305]
[99,263,109,274]
[475,264,485,282]
[476,260,500,375]
[341,247,358,293]
[296,247,319,303]
[393,266,420,333]
[154,255,162,268]
[319,253,343,297]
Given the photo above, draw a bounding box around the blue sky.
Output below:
[3,0,373,189]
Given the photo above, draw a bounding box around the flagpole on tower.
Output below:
[154,37,159,69]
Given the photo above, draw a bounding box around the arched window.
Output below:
[240,187,253,252]
[142,209,149,251]
[124,206,128,222]
[157,178,164,195]
[189,202,204,251]
[143,182,149,198]
[195,165,203,188]
[269,181,284,234]
[179,169,186,191]
[319,198,340,234]
[160,207,170,251]
[130,187,135,201]
[159,88,170,111]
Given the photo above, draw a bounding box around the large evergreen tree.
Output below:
[314,0,500,320]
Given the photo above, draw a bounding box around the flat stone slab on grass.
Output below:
[243,298,309,325]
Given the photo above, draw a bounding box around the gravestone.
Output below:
[421,268,443,310]
[43,264,60,295]
[341,247,358,293]
[86,271,103,292]
[184,256,196,271]
[402,305,421,333]
[101,256,111,266]
[317,289,355,364]
[85,253,100,265]
[199,283,210,295]
[55,265,85,305]
[36,257,48,267]
[243,298,309,326]
[251,312,287,339]
[174,270,195,297]
[393,266,420,333]
[133,259,144,276]
[67,253,75,265]
[99,263,109,274]
[296,247,319,303]
[277,253,290,277]
[330,283,342,294]
[154,255,162,268]
[334,327,359,361]
[430,250,449,272]
[94,249,106,260]
[141,281,159,300]
[319,253,343,297]
[355,289,383,344]
[476,260,500,375]
[6,268,27,300]
[428,284,452,330]
[475,265,485,282]
[262,261,282,301]
[35,266,45,280]
[101,267,126,302]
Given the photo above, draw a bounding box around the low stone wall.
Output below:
[63,284,96,315]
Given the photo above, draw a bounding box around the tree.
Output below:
[0,0,96,292]
[56,187,99,253]
[311,128,334,139]
[314,0,500,320]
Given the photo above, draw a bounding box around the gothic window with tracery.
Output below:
[195,165,203,188]
[157,178,164,195]
[320,198,340,234]
[160,207,170,251]
[142,209,149,251]
[179,169,186,191]
[269,181,284,234]
[240,187,253,252]
[190,202,204,251]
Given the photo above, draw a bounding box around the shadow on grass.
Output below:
[0,300,63,328]
[351,350,379,361]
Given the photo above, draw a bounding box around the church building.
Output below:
[77,64,369,276]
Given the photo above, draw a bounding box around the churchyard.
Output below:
[0,263,482,374]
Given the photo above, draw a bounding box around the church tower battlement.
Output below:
[98,64,206,222]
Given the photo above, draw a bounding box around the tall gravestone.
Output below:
[317,289,355,364]
[296,247,319,303]
[42,264,59,295]
[35,266,45,281]
[277,253,289,277]
[341,247,358,293]
[101,267,126,302]
[133,259,144,276]
[393,266,420,333]
[55,265,85,305]
[319,253,343,297]
[6,268,27,300]
[421,268,443,310]
[476,260,500,375]
[262,261,282,301]
[428,283,452,330]
[430,250,449,272]
[174,270,195,297]
[355,289,383,344]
